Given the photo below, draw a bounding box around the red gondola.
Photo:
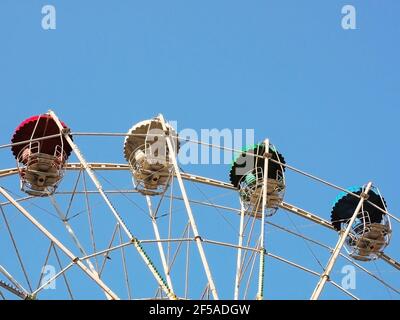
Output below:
[11,114,72,196]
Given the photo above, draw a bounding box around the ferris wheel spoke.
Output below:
[268,251,360,300]
[235,199,260,299]
[144,172,176,292]
[0,195,35,208]
[81,238,133,262]
[48,192,110,298]
[244,242,258,300]
[345,255,400,295]
[31,262,74,298]
[205,237,360,300]
[45,164,400,273]
[63,169,82,221]
[159,113,219,300]
[0,186,119,300]
[154,286,161,299]
[284,212,325,271]
[279,201,400,274]
[82,171,100,273]
[167,176,174,268]
[238,238,260,298]
[266,219,400,295]
[167,222,190,273]
[99,223,119,277]
[49,195,94,268]
[89,166,400,279]
[49,110,177,300]
[380,253,400,271]
[0,264,30,299]
[200,283,210,300]
[0,187,59,220]
[311,182,373,300]
[256,139,270,301]
[0,206,33,292]
[1,110,398,300]
[234,201,246,300]
[372,260,393,299]
[117,224,133,300]
[276,196,400,292]
[35,241,54,291]
[238,199,261,290]
[95,171,147,216]
[52,245,75,300]
[179,170,239,236]
[204,235,361,300]
[0,279,29,300]
[184,227,191,299]
[146,196,174,292]
[330,281,359,300]
[2,138,399,222]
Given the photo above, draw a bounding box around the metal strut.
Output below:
[146,195,174,292]
[0,187,119,300]
[310,182,373,300]
[0,280,31,300]
[48,110,177,300]
[256,139,269,300]
[1,161,399,273]
[158,113,219,300]
[234,201,246,300]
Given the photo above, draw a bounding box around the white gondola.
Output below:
[123,117,179,195]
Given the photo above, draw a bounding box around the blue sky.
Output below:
[0,1,399,300]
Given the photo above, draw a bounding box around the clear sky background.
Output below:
[0,0,399,300]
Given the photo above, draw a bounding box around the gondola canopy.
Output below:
[229,143,286,188]
[331,186,387,231]
[11,114,72,161]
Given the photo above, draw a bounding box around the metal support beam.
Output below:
[146,195,174,292]
[48,110,177,300]
[280,201,400,272]
[234,201,246,300]
[279,202,335,230]
[48,195,112,299]
[380,253,400,271]
[0,279,29,300]
[49,195,97,272]
[0,187,119,300]
[4,161,399,272]
[257,139,269,300]
[3,159,399,272]
[0,265,29,299]
[310,182,372,300]
[158,113,219,300]
[2,138,400,290]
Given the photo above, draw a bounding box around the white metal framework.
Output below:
[0,110,398,300]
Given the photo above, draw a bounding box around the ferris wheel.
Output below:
[0,110,398,300]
